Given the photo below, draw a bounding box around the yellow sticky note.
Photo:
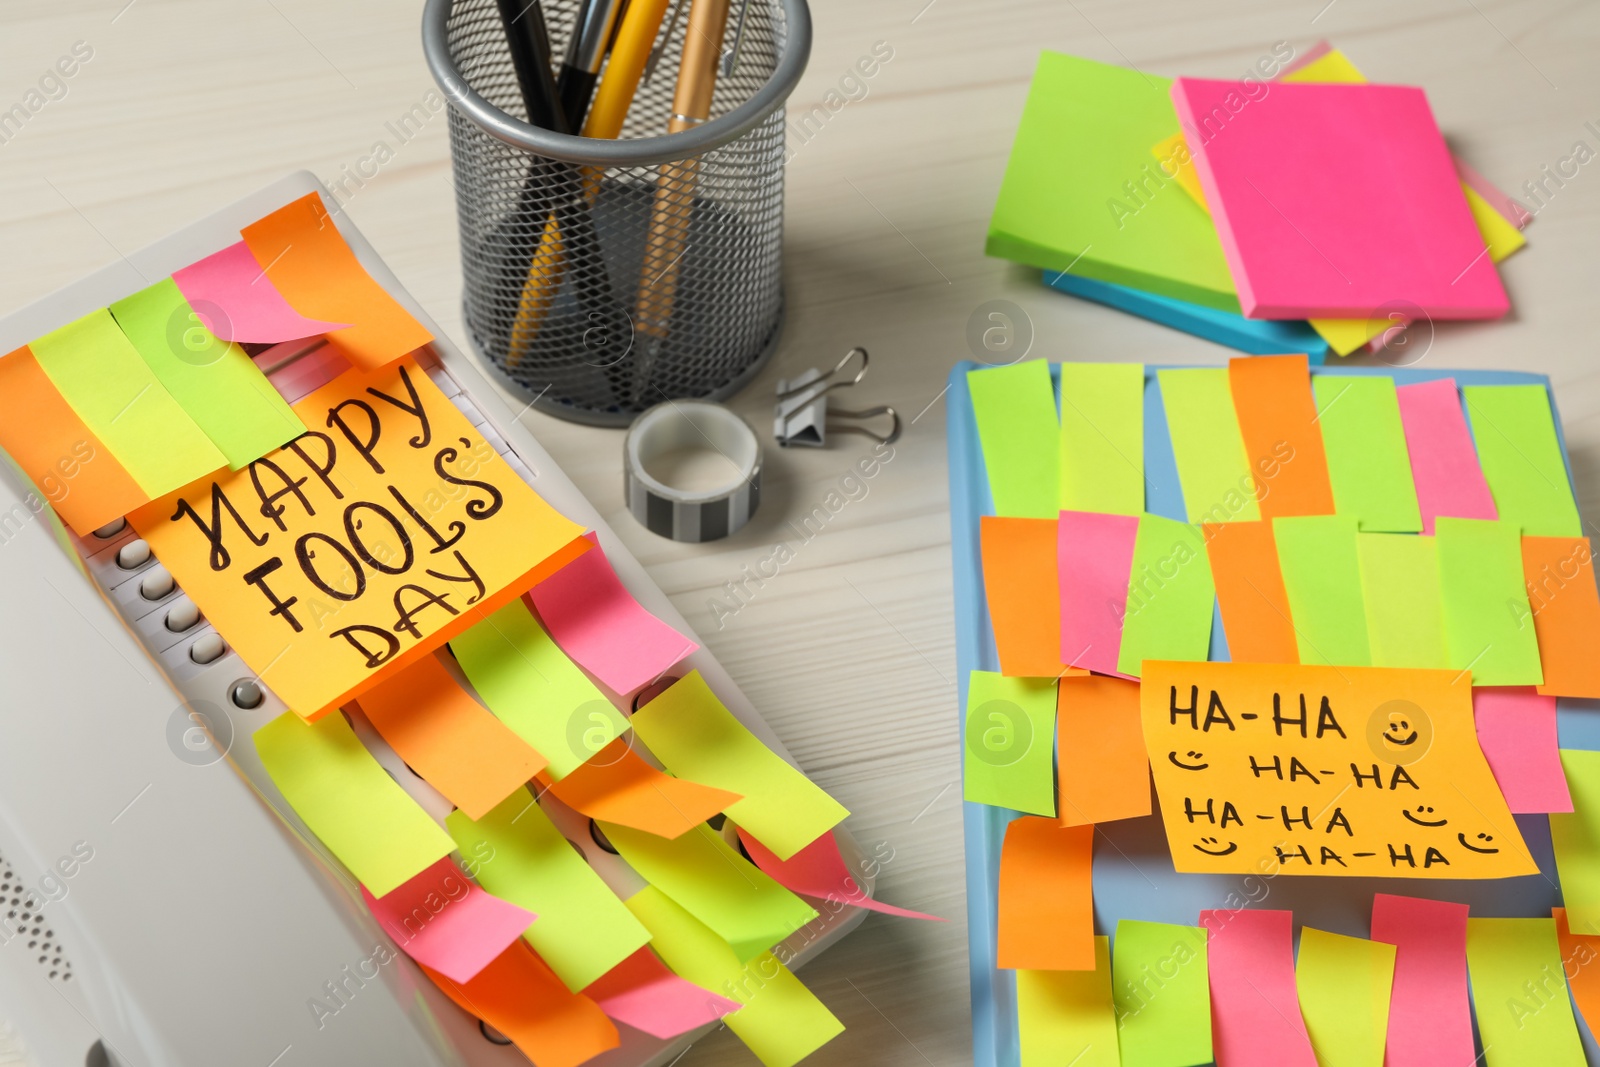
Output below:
[1017,937,1119,1067]
[1295,927,1395,1067]
[1466,918,1587,1066]
[1140,660,1535,878]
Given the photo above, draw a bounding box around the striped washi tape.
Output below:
[623,400,761,543]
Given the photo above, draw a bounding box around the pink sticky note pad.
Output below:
[1199,909,1317,1067]
[737,828,944,922]
[1171,79,1509,321]
[173,241,347,344]
[361,858,535,984]
[529,534,697,695]
[1473,686,1573,814]
[1371,894,1474,1067]
[1396,378,1497,535]
[584,947,740,1039]
[1059,510,1138,678]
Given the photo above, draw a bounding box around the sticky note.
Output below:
[108,278,305,469]
[1117,514,1214,677]
[1111,920,1211,1067]
[1554,908,1600,1039]
[1465,918,1587,1066]
[1464,384,1582,537]
[528,536,697,695]
[1356,533,1447,670]
[627,671,848,860]
[0,347,146,535]
[738,828,943,921]
[1395,379,1497,534]
[997,817,1094,970]
[1204,520,1298,664]
[1157,368,1260,524]
[979,516,1064,677]
[1056,674,1149,826]
[253,709,454,896]
[1058,510,1138,676]
[601,822,816,963]
[1141,661,1536,878]
[582,947,741,1039]
[1523,536,1600,698]
[962,672,1057,817]
[1294,928,1394,1067]
[1311,375,1421,532]
[1274,515,1370,667]
[1435,517,1543,685]
[450,597,629,778]
[1551,750,1600,936]
[240,191,432,370]
[967,361,1058,518]
[1227,355,1333,517]
[1058,362,1143,515]
[547,738,740,839]
[30,309,225,497]
[1473,687,1570,814]
[1150,131,1207,207]
[172,240,347,343]
[445,788,651,991]
[360,857,536,983]
[1016,937,1119,1067]
[1199,909,1316,1067]
[1371,894,1474,1067]
[626,885,844,1067]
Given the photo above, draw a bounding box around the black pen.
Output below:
[556,0,628,132]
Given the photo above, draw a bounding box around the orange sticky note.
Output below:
[355,650,546,819]
[0,346,146,535]
[980,515,1080,678]
[1554,908,1600,1037]
[1057,674,1150,826]
[997,817,1095,970]
[1227,355,1333,518]
[1204,520,1299,664]
[241,192,432,370]
[1524,537,1600,699]
[548,738,742,839]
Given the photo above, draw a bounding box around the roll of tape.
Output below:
[624,400,762,542]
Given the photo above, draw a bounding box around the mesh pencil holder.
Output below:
[423,0,810,426]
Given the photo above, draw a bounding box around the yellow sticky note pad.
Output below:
[1140,661,1534,878]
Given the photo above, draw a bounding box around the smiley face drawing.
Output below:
[1168,750,1208,771]
[1459,832,1499,854]
[1402,805,1448,827]
[1194,836,1237,856]
[1383,717,1419,746]
[1365,700,1434,766]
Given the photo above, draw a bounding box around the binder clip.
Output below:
[774,347,902,448]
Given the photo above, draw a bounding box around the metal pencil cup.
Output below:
[423,0,810,426]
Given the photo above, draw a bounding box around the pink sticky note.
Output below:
[529,534,697,695]
[1171,79,1509,321]
[583,947,740,1039]
[1473,686,1573,814]
[1371,894,1474,1067]
[1058,510,1139,678]
[361,858,535,984]
[173,241,348,343]
[1199,909,1317,1067]
[737,828,944,922]
[1396,379,1498,535]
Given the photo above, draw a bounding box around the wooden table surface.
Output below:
[2,1,1596,1063]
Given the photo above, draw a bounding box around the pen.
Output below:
[556,0,629,132]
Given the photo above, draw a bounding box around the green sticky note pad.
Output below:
[1295,928,1395,1067]
[1059,362,1144,515]
[1464,384,1582,537]
[1465,918,1587,1067]
[968,360,1058,519]
[1017,937,1120,1067]
[1357,533,1447,669]
[987,52,1238,312]
[1274,515,1371,667]
[1112,920,1211,1067]
[1157,369,1260,524]
[1435,518,1542,685]
[108,278,305,469]
[1312,375,1421,532]
[1550,749,1600,935]
[1118,514,1214,676]
[963,672,1057,816]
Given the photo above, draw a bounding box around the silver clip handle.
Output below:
[775,346,869,402]
[829,405,901,446]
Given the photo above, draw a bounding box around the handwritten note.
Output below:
[1370,894,1474,1067]
[1395,379,1497,534]
[1057,674,1149,826]
[1356,532,1446,669]
[1312,375,1421,532]
[1140,661,1535,877]
[997,817,1094,970]
[1117,514,1214,677]
[1465,918,1587,1066]
[1204,520,1298,664]
[1464,384,1581,537]
[1059,362,1143,515]
[1227,355,1333,517]
[738,828,943,922]
[172,240,346,343]
[360,857,535,983]
[1550,749,1600,936]
[1523,536,1600,699]
[1059,509,1138,676]
[968,360,1059,518]
[1436,518,1543,686]
[1158,368,1261,524]
[1110,919,1211,1067]
[1016,938,1119,1067]
[581,946,741,1040]
[981,516,1067,677]
[1294,928,1394,1067]
[1274,515,1370,667]
[548,738,739,838]
[1473,687,1571,814]
[1200,909,1317,1067]
[962,672,1057,817]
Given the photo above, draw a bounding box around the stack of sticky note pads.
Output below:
[987,42,1530,359]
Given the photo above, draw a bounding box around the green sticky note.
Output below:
[1465,917,1587,1067]
[1274,515,1370,667]
[252,710,454,898]
[108,278,304,470]
[450,597,629,778]
[1059,362,1144,515]
[968,360,1058,518]
[30,308,226,496]
[1464,384,1581,537]
[1312,375,1421,532]
[987,52,1238,312]
[604,822,816,964]
[446,787,650,991]
[1111,920,1211,1067]
[1017,937,1120,1067]
[1157,369,1261,524]
[1295,927,1395,1067]
[1118,514,1214,676]
[1356,533,1447,669]
[1435,518,1542,685]
[626,885,844,1067]
[1550,749,1600,935]
[962,672,1057,816]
